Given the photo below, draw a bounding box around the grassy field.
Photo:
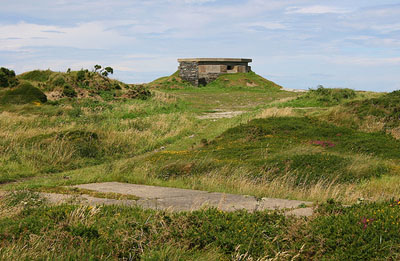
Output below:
[1,69,400,259]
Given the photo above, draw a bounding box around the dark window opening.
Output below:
[227,65,233,70]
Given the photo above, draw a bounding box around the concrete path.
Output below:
[41,182,314,216]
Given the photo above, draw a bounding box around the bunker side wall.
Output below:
[178,61,198,86]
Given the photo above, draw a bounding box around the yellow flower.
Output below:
[33,101,41,106]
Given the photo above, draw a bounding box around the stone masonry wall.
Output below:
[198,73,220,86]
[178,61,198,86]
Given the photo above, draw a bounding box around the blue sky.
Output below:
[0,0,399,91]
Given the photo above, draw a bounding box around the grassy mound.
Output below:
[206,72,282,91]
[346,90,400,127]
[149,71,282,91]
[150,117,398,185]
[14,68,151,101]
[280,85,357,107]
[0,82,47,104]
[19,69,54,82]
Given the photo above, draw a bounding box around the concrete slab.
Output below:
[69,182,313,216]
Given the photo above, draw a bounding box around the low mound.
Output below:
[15,68,151,101]
[280,85,357,107]
[346,90,400,127]
[150,117,398,185]
[207,72,282,90]
[19,69,54,82]
[0,82,47,104]
[148,71,282,91]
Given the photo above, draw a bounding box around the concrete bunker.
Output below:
[178,58,252,86]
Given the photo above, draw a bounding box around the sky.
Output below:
[0,0,399,92]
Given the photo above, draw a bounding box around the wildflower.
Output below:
[360,217,374,230]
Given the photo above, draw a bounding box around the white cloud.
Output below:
[286,5,350,14]
[0,22,133,51]
[244,22,287,31]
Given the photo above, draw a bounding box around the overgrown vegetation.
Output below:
[15,67,151,102]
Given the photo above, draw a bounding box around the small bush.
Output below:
[62,84,77,98]
[52,76,65,86]
[76,70,86,82]
[0,67,18,88]
[126,85,152,100]
[0,82,47,104]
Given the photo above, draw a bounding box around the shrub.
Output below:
[62,84,77,98]
[52,76,65,86]
[0,82,47,104]
[0,67,18,88]
[126,85,152,100]
[76,70,86,82]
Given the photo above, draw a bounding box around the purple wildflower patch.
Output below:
[309,140,336,148]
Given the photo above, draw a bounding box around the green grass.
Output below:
[146,117,397,186]
[279,86,357,107]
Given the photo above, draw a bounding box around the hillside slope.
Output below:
[148,71,282,91]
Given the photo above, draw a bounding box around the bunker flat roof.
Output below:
[178,58,252,63]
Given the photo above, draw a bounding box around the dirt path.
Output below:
[197,110,244,119]
[42,182,313,217]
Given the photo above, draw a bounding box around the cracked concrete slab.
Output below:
[67,182,313,216]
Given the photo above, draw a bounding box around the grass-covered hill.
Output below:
[148,71,282,91]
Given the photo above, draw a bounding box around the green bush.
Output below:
[126,85,152,100]
[0,67,18,88]
[76,70,86,82]
[62,84,77,98]
[52,76,65,86]
[0,82,47,104]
